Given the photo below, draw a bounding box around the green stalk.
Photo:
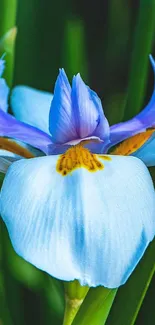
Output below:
[124,0,155,120]
[63,18,88,81]
[63,281,89,325]
[0,0,17,86]
[63,295,84,325]
[0,0,17,37]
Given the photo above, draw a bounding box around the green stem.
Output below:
[63,295,84,325]
[63,280,89,325]
[0,0,17,86]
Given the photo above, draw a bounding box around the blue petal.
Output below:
[0,78,9,112]
[49,69,78,143]
[0,59,9,112]
[132,131,155,166]
[109,55,155,148]
[72,74,109,141]
[1,155,155,288]
[0,59,5,77]
[11,86,53,134]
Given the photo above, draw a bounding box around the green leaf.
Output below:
[124,0,155,120]
[14,0,68,90]
[72,287,117,325]
[0,0,17,38]
[63,18,88,81]
[0,224,13,325]
[0,173,5,187]
[135,275,155,325]
[106,240,155,325]
[0,221,27,325]
[104,92,127,125]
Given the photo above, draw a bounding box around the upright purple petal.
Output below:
[110,55,155,148]
[49,69,78,143]
[72,74,110,141]
[89,88,110,142]
[0,109,52,154]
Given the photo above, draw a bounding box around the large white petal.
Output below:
[1,155,155,288]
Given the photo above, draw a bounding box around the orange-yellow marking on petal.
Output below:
[112,129,155,156]
[99,155,112,161]
[56,144,111,176]
[0,138,35,158]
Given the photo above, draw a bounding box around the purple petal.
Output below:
[72,74,110,141]
[47,138,107,155]
[0,109,52,154]
[110,119,146,148]
[89,89,110,142]
[110,55,155,148]
[49,69,78,143]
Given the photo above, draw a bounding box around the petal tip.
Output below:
[72,72,85,90]
[0,58,5,77]
[55,68,71,92]
[149,54,155,72]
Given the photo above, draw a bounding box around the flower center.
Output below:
[56,144,111,176]
[112,129,154,155]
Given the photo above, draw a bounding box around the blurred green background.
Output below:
[0,0,155,324]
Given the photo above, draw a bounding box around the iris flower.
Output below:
[0,56,155,289]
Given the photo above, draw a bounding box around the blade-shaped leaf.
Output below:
[124,0,155,120]
[106,240,155,325]
[72,287,117,325]
[135,274,155,325]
